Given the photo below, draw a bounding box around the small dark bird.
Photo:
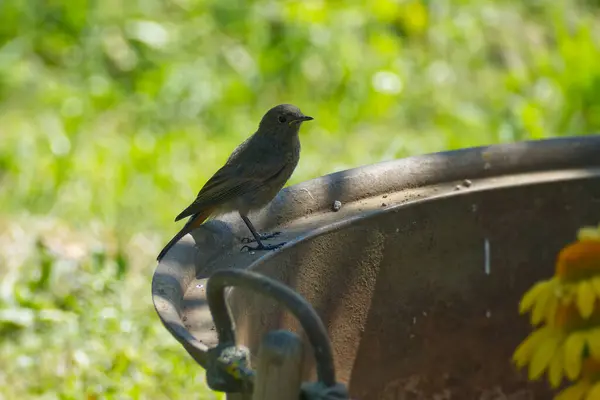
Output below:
[157,104,313,261]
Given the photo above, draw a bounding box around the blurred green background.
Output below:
[0,0,599,398]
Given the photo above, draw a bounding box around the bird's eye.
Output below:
[278,115,287,123]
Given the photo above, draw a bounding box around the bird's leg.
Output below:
[239,214,285,252]
[240,230,282,243]
[239,214,281,243]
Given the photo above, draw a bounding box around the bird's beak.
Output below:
[290,115,314,126]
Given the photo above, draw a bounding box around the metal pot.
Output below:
[153,136,600,399]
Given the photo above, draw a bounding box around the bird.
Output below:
[157,104,313,261]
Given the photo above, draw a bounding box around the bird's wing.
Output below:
[174,161,287,222]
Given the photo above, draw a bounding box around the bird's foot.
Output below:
[241,231,281,244]
[240,241,286,253]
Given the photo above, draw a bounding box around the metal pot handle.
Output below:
[205,268,339,395]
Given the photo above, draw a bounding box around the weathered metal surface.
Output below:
[152,136,600,399]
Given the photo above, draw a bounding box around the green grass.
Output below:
[0,0,599,398]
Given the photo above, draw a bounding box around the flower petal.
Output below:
[586,329,600,360]
[520,280,551,315]
[549,346,564,388]
[513,326,553,368]
[546,295,559,326]
[591,277,600,299]
[532,283,553,325]
[555,380,592,400]
[578,227,600,241]
[577,281,596,319]
[564,332,586,380]
[585,382,600,400]
[529,332,562,380]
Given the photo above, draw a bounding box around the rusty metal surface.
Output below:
[152,136,600,398]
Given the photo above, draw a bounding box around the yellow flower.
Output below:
[514,223,600,396]
[556,237,600,282]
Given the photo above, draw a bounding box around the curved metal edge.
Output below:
[151,234,210,368]
[151,135,600,368]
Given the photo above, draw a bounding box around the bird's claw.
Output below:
[240,242,286,253]
[240,231,282,244]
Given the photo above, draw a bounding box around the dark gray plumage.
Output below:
[157,104,313,261]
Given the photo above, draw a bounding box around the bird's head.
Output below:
[259,104,313,134]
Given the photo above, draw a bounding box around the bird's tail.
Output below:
[156,208,215,261]
[156,228,189,262]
